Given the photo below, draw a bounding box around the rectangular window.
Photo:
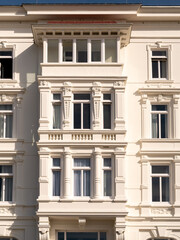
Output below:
[74,94,90,129]
[52,94,61,129]
[103,94,111,129]
[48,39,58,62]
[151,105,168,138]
[91,40,101,62]
[74,158,91,196]
[62,40,73,62]
[0,165,13,201]
[0,51,13,79]
[52,158,61,196]
[151,165,169,202]
[58,232,106,240]
[152,50,167,79]
[105,39,117,62]
[76,39,87,62]
[0,105,13,138]
[103,158,112,196]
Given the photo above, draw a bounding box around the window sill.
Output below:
[0,138,24,142]
[50,197,114,202]
[146,79,173,83]
[41,62,123,67]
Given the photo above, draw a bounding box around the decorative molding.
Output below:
[39,228,49,240]
[151,208,172,216]
[0,207,15,215]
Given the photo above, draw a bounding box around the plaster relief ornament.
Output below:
[39,229,49,240]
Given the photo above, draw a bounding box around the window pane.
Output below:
[104,170,112,196]
[161,114,168,138]
[74,170,81,196]
[0,178,2,201]
[83,170,90,196]
[152,177,160,201]
[160,60,167,78]
[74,104,81,129]
[152,114,159,138]
[53,158,60,167]
[162,177,169,202]
[0,105,12,110]
[152,60,158,78]
[48,39,58,62]
[104,158,111,167]
[67,232,98,240]
[74,158,90,167]
[103,94,111,100]
[0,51,12,56]
[0,114,4,138]
[152,105,167,111]
[0,59,13,79]
[105,39,117,62]
[100,232,107,240]
[5,177,12,201]
[53,94,61,100]
[63,40,73,62]
[91,40,101,62]
[83,103,90,129]
[53,105,61,129]
[6,114,12,138]
[58,232,64,240]
[152,51,166,56]
[152,166,169,174]
[53,171,60,196]
[74,94,90,100]
[76,39,87,62]
[0,166,12,173]
[103,104,111,129]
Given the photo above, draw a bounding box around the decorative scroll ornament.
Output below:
[0,94,14,102]
[39,228,49,240]
[39,81,50,87]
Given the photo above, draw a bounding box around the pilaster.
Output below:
[92,82,101,130]
[141,94,149,138]
[63,147,72,199]
[39,217,50,240]
[173,94,180,138]
[114,217,126,240]
[62,82,72,130]
[93,147,102,199]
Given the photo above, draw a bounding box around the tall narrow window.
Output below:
[103,158,112,196]
[48,39,58,62]
[0,105,13,138]
[52,158,61,196]
[62,40,73,62]
[91,40,101,62]
[152,50,167,79]
[52,94,61,129]
[105,39,117,62]
[74,158,91,196]
[151,105,168,138]
[0,165,13,201]
[0,51,13,79]
[74,94,90,129]
[76,39,87,62]
[103,94,111,129]
[151,165,169,202]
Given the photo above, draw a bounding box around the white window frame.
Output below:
[52,93,61,129]
[52,158,61,198]
[0,104,13,138]
[0,165,13,202]
[57,231,107,240]
[102,158,112,197]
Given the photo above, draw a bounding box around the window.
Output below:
[74,158,91,196]
[151,166,169,202]
[151,105,168,138]
[0,51,13,79]
[73,94,90,129]
[103,158,112,196]
[52,94,61,129]
[52,158,61,196]
[58,232,106,240]
[103,94,111,129]
[0,105,13,138]
[0,165,13,201]
[151,50,167,79]
[91,40,101,62]
[48,39,58,62]
[76,39,87,62]
[62,39,73,62]
[105,39,117,62]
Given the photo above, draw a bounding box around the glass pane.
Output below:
[105,39,117,62]
[67,232,98,240]
[83,170,90,196]
[100,232,107,240]
[0,51,12,56]
[53,105,61,129]
[63,40,73,62]
[48,39,58,62]
[0,114,4,138]
[53,158,60,167]
[152,105,167,111]
[5,177,12,201]
[74,94,90,100]
[152,166,169,174]
[91,40,101,62]
[0,105,12,110]
[6,114,12,138]
[74,158,90,167]
[53,94,61,100]
[103,104,111,129]
[0,166,12,173]
[162,177,169,202]
[152,51,166,56]
[152,177,160,201]
[104,170,112,196]
[0,178,2,201]
[103,94,111,100]
[152,60,158,78]
[74,170,81,196]
[0,59,13,79]
[160,60,167,78]
[53,171,60,196]
[161,114,168,138]
[104,158,111,167]
[58,232,64,240]
[76,39,87,62]
[74,104,81,129]
[152,114,159,138]
[83,103,90,129]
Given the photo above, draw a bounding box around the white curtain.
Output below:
[104,171,112,196]
[83,170,90,196]
[152,114,158,138]
[6,114,12,138]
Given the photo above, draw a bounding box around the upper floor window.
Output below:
[103,94,112,129]
[52,94,61,129]
[151,105,168,138]
[52,158,61,196]
[152,50,167,79]
[58,232,106,240]
[0,165,13,202]
[103,158,112,196]
[151,165,169,202]
[73,94,91,129]
[0,50,13,79]
[0,104,13,138]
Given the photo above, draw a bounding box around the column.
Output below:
[173,95,180,138]
[92,82,101,130]
[62,82,72,130]
[114,147,126,201]
[39,217,50,240]
[63,147,72,199]
[114,82,125,130]
[93,148,102,199]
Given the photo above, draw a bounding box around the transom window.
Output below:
[103,158,112,196]
[73,158,91,197]
[52,158,61,196]
[47,38,117,63]
[151,105,168,138]
[52,94,61,129]
[151,50,167,79]
[58,232,106,240]
[151,165,169,202]
[0,165,13,202]
[0,50,13,79]
[0,105,13,138]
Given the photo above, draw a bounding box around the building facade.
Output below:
[0,3,180,240]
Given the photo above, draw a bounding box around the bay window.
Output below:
[0,104,13,138]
